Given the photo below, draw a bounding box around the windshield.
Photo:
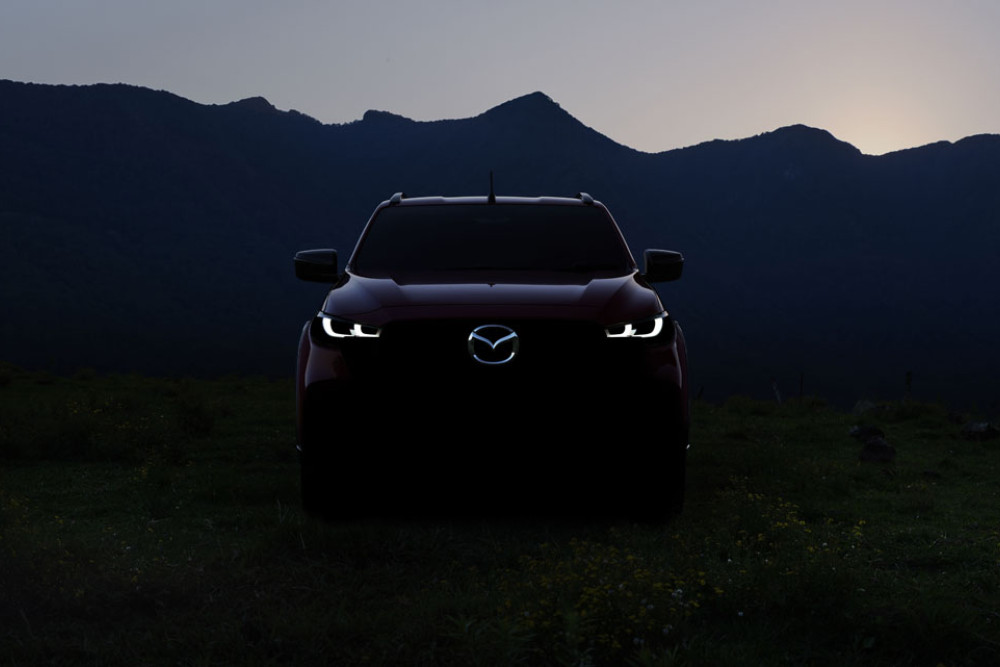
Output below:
[351,204,634,277]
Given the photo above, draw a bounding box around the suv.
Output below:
[294,192,688,520]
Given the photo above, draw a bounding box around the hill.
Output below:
[1,80,998,405]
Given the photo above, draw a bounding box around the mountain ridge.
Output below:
[5,78,996,155]
[1,79,998,406]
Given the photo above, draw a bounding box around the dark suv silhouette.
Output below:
[294,192,688,520]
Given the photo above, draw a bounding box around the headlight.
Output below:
[605,312,670,339]
[315,312,381,339]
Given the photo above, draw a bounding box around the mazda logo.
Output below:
[468,324,519,365]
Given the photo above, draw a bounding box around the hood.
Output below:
[321,272,662,327]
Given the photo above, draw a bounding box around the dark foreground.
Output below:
[2,368,999,665]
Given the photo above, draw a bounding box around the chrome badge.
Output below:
[468,324,519,365]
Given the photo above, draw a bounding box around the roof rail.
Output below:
[576,192,594,205]
[389,192,407,205]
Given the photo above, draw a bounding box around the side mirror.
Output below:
[294,249,339,283]
[642,249,684,283]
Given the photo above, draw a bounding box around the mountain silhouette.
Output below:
[1,79,997,406]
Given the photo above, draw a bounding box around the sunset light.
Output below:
[2,0,997,155]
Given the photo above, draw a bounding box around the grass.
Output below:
[2,365,999,665]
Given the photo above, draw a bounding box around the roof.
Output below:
[382,193,600,207]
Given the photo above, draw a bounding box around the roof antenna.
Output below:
[488,170,496,204]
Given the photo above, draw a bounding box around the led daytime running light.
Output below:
[605,313,666,339]
[320,314,381,338]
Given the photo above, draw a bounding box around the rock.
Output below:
[859,436,896,463]
[850,424,895,462]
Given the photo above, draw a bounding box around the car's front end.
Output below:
[294,194,687,519]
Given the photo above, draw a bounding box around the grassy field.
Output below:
[2,364,999,666]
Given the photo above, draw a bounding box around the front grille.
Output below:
[389,319,601,366]
[344,318,643,386]
[311,317,681,436]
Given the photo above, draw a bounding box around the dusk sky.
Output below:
[3,0,998,156]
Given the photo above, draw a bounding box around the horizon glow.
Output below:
[2,0,997,156]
